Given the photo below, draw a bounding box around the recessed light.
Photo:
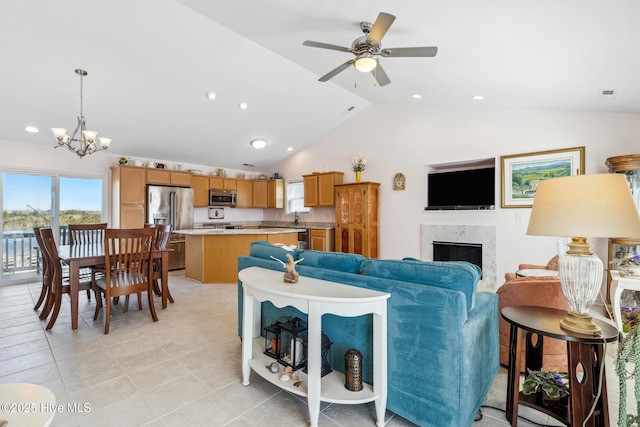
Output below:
[205,91,217,100]
[472,95,485,101]
[287,147,293,152]
[25,126,39,133]
[238,102,248,110]
[411,94,422,99]
[250,139,267,149]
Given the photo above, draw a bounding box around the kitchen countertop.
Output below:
[194,222,336,230]
[176,227,306,235]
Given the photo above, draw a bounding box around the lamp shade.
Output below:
[527,173,640,239]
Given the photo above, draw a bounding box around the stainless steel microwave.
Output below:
[209,189,237,207]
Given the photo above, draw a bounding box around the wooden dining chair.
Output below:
[152,224,173,303]
[124,223,173,310]
[38,227,93,330]
[91,228,157,334]
[32,227,51,314]
[69,222,107,299]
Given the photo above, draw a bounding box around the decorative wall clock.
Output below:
[393,173,406,190]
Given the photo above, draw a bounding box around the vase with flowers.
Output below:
[352,157,366,182]
[522,368,569,408]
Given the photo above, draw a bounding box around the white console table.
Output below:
[239,266,390,427]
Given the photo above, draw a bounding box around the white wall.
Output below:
[265,104,640,288]
[3,105,640,289]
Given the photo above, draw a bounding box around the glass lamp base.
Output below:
[560,310,602,335]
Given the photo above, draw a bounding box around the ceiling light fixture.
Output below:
[287,147,293,152]
[238,102,248,110]
[472,95,485,101]
[250,139,267,149]
[25,126,39,133]
[411,94,422,99]
[354,54,378,73]
[205,91,217,100]
[51,69,111,158]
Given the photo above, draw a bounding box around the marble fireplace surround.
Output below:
[421,224,497,288]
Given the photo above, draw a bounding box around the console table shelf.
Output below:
[248,337,377,403]
[239,266,389,427]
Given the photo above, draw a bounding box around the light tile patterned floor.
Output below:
[0,271,632,426]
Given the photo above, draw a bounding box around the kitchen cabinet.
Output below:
[252,180,268,208]
[210,177,237,191]
[335,182,380,258]
[303,172,343,207]
[192,175,210,207]
[310,228,334,251]
[111,166,146,228]
[267,180,284,208]
[147,169,191,187]
[236,179,253,208]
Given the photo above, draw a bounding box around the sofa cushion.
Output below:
[298,250,363,273]
[358,258,481,310]
[248,240,299,264]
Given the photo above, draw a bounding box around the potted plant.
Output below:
[351,157,366,182]
[522,368,569,407]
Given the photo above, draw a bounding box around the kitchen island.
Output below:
[176,228,303,283]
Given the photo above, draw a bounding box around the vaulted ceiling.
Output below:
[1,1,639,171]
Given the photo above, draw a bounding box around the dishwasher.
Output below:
[297,228,310,250]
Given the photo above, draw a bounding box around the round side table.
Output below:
[0,383,56,427]
[501,306,617,427]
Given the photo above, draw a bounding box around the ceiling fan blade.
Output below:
[318,60,355,82]
[303,40,352,53]
[367,12,396,44]
[372,63,391,86]
[381,46,438,57]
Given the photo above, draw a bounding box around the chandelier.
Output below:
[51,69,111,158]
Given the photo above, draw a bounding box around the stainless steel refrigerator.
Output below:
[146,185,194,270]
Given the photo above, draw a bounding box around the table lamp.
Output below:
[527,173,640,335]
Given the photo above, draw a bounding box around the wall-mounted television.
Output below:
[425,167,495,210]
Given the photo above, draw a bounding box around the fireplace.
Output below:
[433,241,482,272]
[421,224,497,288]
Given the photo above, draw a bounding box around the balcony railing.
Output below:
[2,226,69,279]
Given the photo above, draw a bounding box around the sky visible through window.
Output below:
[3,174,101,211]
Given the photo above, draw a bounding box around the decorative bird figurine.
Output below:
[270,254,304,283]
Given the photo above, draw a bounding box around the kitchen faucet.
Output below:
[294,211,299,225]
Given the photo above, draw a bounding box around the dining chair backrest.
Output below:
[33,226,51,312]
[154,224,171,250]
[103,228,155,298]
[39,227,63,289]
[69,223,108,245]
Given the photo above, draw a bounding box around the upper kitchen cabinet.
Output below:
[236,179,253,208]
[192,175,210,207]
[210,177,237,191]
[267,180,284,208]
[111,166,146,228]
[252,180,268,208]
[303,172,344,207]
[147,169,191,186]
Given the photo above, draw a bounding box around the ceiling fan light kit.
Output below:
[303,12,437,87]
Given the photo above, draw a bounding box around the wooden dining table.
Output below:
[57,243,170,330]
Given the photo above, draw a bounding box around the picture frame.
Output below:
[500,146,585,208]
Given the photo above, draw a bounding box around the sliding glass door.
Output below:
[1,173,104,284]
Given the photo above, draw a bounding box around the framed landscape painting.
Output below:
[500,146,585,208]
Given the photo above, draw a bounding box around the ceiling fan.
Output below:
[303,12,438,86]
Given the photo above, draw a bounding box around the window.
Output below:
[285,180,310,215]
[1,173,105,283]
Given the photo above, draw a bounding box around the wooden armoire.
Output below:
[334,182,380,258]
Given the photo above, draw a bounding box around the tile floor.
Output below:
[0,271,633,426]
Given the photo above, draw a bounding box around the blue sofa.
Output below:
[238,241,499,427]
